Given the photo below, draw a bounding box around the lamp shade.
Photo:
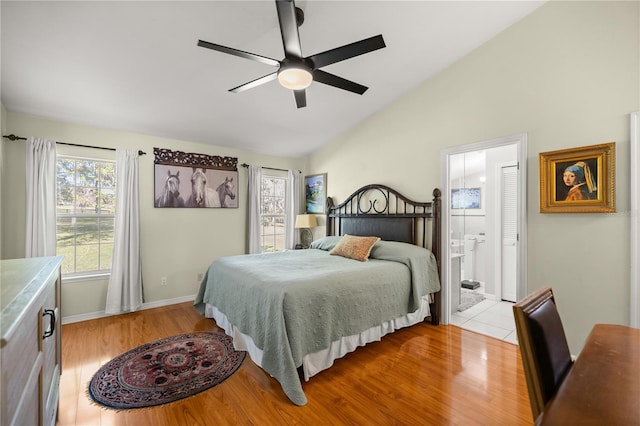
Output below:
[295,214,317,229]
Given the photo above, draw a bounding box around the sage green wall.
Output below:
[1,111,305,317]
[1,103,6,261]
[308,1,640,353]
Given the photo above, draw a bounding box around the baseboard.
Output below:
[61,294,196,325]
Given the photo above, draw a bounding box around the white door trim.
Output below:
[440,133,528,325]
[631,111,639,328]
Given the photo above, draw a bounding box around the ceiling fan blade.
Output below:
[275,0,302,58]
[307,35,386,69]
[312,69,368,95]
[229,72,278,93]
[198,40,280,67]
[293,89,306,108]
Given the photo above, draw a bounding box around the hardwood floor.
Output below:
[58,302,533,425]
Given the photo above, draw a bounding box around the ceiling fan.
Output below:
[197,0,386,109]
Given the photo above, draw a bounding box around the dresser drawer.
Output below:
[1,256,63,426]
[10,371,41,426]
[1,306,40,424]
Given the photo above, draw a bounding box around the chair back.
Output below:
[513,287,573,420]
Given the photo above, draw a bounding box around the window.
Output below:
[56,156,116,277]
[260,175,286,252]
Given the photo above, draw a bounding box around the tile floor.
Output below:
[451,288,518,345]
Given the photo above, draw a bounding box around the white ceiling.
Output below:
[1,1,544,158]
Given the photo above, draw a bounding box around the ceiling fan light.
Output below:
[278,66,312,90]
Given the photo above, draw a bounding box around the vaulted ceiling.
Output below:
[1,1,544,157]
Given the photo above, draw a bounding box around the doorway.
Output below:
[440,134,527,339]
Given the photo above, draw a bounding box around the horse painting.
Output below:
[186,168,218,207]
[155,170,184,207]
[216,177,236,208]
[185,168,238,208]
[154,166,237,208]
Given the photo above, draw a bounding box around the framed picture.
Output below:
[154,164,238,208]
[451,188,481,209]
[304,173,327,214]
[539,142,615,213]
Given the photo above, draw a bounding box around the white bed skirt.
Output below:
[204,295,431,381]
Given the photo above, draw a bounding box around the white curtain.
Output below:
[25,137,57,257]
[248,165,262,254]
[285,170,302,249]
[105,149,142,314]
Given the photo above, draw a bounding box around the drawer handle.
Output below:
[43,309,56,339]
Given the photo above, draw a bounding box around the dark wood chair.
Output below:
[513,287,573,422]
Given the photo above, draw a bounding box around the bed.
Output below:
[194,184,442,405]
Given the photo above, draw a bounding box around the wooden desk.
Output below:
[539,324,640,425]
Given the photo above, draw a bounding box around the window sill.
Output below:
[62,273,110,284]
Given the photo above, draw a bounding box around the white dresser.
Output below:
[1,256,63,426]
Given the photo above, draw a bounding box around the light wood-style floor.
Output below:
[58,302,533,425]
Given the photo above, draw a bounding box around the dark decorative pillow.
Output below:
[329,234,380,261]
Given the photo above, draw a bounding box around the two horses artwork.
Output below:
[155,166,237,208]
[186,168,236,208]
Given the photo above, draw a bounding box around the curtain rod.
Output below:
[241,163,301,173]
[2,134,146,156]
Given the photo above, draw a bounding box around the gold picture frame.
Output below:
[539,142,615,213]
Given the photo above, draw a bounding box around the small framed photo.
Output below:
[304,173,327,214]
[539,142,615,213]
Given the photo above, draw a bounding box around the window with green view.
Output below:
[56,157,116,277]
[260,175,287,252]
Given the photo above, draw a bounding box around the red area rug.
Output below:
[88,331,245,409]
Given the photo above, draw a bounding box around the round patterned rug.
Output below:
[88,331,245,409]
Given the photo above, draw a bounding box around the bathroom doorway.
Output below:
[440,134,527,340]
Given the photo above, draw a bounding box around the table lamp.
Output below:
[295,214,318,248]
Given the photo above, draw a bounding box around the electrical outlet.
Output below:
[161,276,167,286]
[197,273,204,282]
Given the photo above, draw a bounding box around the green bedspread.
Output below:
[194,239,440,405]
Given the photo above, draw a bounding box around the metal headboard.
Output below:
[325,184,442,324]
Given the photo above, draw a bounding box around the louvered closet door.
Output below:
[501,165,518,302]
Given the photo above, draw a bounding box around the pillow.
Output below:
[329,234,380,261]
[309,236,343,251]
[369,240,431,260]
